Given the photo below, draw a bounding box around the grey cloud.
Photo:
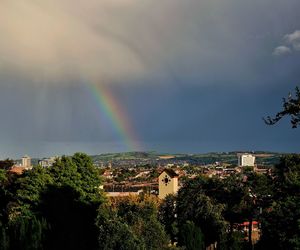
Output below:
[0,0,299,89]
[1,0,300,156]
[0,0,148,84]
[284,30,300,51]
[272,46,291,56]
[1,0,299,86]
[273,30,300,56]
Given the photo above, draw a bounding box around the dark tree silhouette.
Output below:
[0,159,14,170]
[264,87,300,128]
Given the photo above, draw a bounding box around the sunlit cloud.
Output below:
[0,0,274,86]
[0,0,299,87]
[272,46,291,56]
[0,0,149,84]
[284,30,300,51]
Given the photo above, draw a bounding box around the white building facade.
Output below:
[22,155,31,168]
[237,154,255,167]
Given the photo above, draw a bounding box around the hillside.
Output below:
[90,151,284,167]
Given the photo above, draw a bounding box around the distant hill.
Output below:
[90,151,284,167]
[21,151,285,167]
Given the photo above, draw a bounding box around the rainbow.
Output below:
[85,83,141,151]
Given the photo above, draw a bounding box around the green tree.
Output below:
[97,204,144,250]
[159,194,178,243]
[16,165,53,209]
[6,153,105,250]
[49,154,104,204]
[6,216,48,250]
[71,153,104,203]
[257,154,300,250]
[264,86,300,128]
[176,177,227,247]
[179,221,204,250]
[0,169,9,222]
[97,195,169,250]
[115,195,169,250]
[273,154,300,198]
[38,185,99,250]
[258,197,300,250]
[0,222,9,250]
[0,159,14,170]
[220,175,246,233]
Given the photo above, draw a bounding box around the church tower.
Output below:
[158,169,179,199]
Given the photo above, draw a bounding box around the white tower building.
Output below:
[22,155,31,168]
[237,153,255,167]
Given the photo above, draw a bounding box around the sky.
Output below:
[1,0,300,158]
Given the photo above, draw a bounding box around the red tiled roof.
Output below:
[9,166,26,175]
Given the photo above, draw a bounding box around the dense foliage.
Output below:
[0,153,104,250]
[159,155,300,250]
[0,152,299,249]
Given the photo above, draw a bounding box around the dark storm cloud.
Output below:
[1,0,300,157]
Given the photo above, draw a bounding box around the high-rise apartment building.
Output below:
[237,153,255,167]
[22,155,31,168]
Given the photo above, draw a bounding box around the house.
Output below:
[9,166,26,175]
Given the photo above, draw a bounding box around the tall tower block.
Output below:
[22,155,31,168]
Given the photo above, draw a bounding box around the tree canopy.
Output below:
[0,151,299,249]
[264,87,300,128]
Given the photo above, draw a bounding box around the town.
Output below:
[0,150,299,249]
[7,152,275,196]
[2,151,278,247]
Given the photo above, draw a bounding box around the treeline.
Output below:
[159,154,300,250]
[0,153,170,250]
[0,153,104,250]
[0,153,299,249]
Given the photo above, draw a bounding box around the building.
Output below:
[158,169,179,199]
[22,155,31,168]
[9,166,26,175]
[237,154,255,167]
[237,221,261,244]
[38,157,57,168]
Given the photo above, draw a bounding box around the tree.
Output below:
[38,185,99,250]
[264,87,300,128]
[179,221,205,250]
[176,177,227,247]
[49,153,105,204]
[115,195,169,250]
[6,216,48,250]
[97,195,169,250]
[258,197,300,250]
[219,175,247,233]
[0,159,14,171]
[159,194,178,243]
[16,165,53,210]
[0,169,9,222]
[273,154,300,198]
[97,203,144,250]
[263,92,300,248]
[71,153,104,203]
[5,153,106,250]
[256,154,300,250]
